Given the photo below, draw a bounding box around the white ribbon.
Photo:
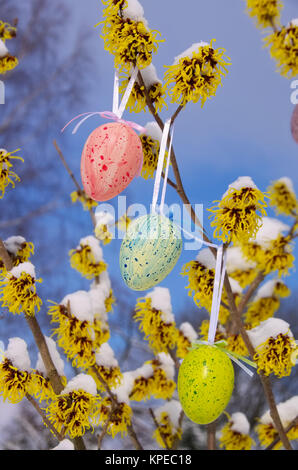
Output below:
[150,115,226,350]
[114,66,139,119]
[159,125,174,215]
[151,118,172,214]
[208,246,226,344]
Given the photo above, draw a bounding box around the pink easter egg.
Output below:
[81,122,143,201]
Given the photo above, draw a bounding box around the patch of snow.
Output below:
[62,373,97,397]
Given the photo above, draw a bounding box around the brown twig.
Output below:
[53,139,82,193]
[91,366,143,450]
[207,421,217,450]
[25,393,63,442]
[265,416,298,450]
[97,407,115,450]
[149,407,170,450]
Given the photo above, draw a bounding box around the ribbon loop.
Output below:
[151,118,172,214]
[191,340,257,377]
[61,65,146,135]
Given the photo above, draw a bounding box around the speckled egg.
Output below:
[81,122,143,202]
[120,213,182,291]
[178,344,234,425]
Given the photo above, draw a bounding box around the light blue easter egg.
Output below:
[120,214,182,291]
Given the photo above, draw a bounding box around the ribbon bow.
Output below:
[61,65,146,136]
[190,339,257,377]
[61,111,147,136]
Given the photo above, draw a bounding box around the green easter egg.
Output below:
[178,344,234,425]
[119,213,182,291]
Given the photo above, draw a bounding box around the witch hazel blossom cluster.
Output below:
[0,20,18,74]
[245,1,298,78]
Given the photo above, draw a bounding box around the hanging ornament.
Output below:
[119,212,182,291]
[81,121,143,201]
[62,67,145,202]
[177,244,256,425]
[120,118,182,291]
[178,343,234,425]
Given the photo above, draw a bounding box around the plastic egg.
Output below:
[81,122,143,202]
[178,344,234,425]
[120,213,182,291]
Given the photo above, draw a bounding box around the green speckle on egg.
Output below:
[177,344,234,425]
[119,214,182,291]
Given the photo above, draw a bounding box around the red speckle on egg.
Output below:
[102,164,108,171]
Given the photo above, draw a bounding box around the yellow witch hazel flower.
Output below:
[134,287,178,354]
[181,248,216,310]
[164,40,231,107]
[256,396,298,449]
[120,64,167,113]
[176,322,198,359]
[244,279,290,328]
[246,0,283,28]
[97,396,133,438]
[247,318,298,378]
[100,0,163,71]
[0,33,18,74]
[139,122,168,180]
[265,19,298,78]
[69,235,107,279]
[0,236,34,274]
[181,248,236,325]
[268,177,297,216]
[199,318,249,356]
[89,342,122,391]
[226,333,249,357]
[71,190,98,211]
[94,210,115,245]
[0,337,33,403]
[153,400,182,449]
[0,149,23,198]
[29,336,66,403]
[199,318,226,343]
[97,376,134,438]
[115,213,131,232]
[241,217,294,277]
[128,352,176,401]
[45,374,101,439]
[49,289,110,369]
[149,353,176,400]
[0,262,42,316]
[0,20,17,41]
[220,412,255,450]
[209,176,268,244]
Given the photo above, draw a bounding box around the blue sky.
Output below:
[53,0,298,318]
